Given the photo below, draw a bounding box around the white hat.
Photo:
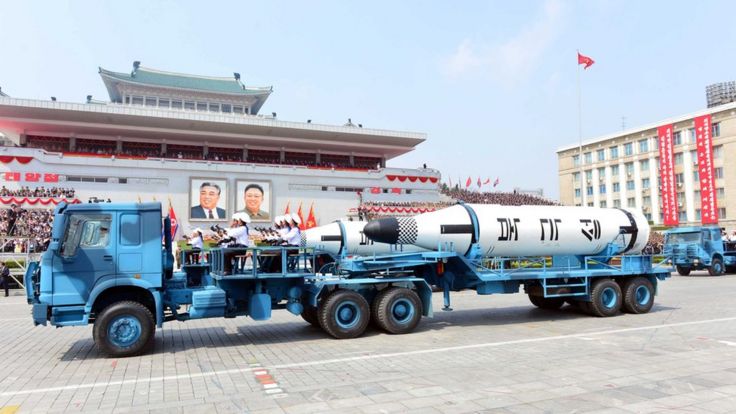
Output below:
[232,212,251,224]
[193,228,203,235]
[290,213,302,225]
[274,215,283,225]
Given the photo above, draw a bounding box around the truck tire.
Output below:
[708,258,724,276]
[372,287,422,334]
[588,279,622,317]
[622,277,654,314]
[528,294,565,310]
[301,305,319,327]
[93,301,155,357]
[676,266,691,276]
[318,289,370,339]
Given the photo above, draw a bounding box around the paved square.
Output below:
[2,272,736,413]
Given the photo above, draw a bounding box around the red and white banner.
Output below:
[657,124,678,226]
[0,197,80,205]
[695,114,718,224]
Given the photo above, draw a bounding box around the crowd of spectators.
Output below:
[442,188,559,206]
[644,232,665,255]
[0,207,53,253]
[0,186,75,198]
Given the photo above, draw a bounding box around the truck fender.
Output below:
[86,278,164,327]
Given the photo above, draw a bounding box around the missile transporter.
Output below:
[26,202,670,357]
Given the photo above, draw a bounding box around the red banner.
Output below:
[695,114,718,224]
[0,197,80,205]
[25,172,41,182]
[657,124,678,226]
[4,172,20,181]
[44,173,59,183]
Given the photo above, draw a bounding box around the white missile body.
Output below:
[363,204,650,257]
[302,220,425,256]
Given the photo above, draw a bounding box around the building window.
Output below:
[573,155,580,167]
[185,101,195,110]
[624,143,633,156]
[586,186,593,196]
[625,162,634,177]
[715,167,724,179]
[131,96,144,106]
[613,199,621,208]
[172,100,182,109]
[597,167,605,179]
[573,172,580,182]
[689,128,696,143]
[196,102,207,111]
[626,180,635,190]
[599,184,606,194]
[678,192,685,204]
[690,150,697,162]
[611,165,619,176]
[679,211,687,222]
[222,104,232,113]
[597,149,605,161]
[693,170,699,181]
[124,96,130,104]
[643,195,651,205]
[652,137,659,150]
[628,197,635,207]
[613,182,620,192]
[145,97,157,107]
[675,173,684,184]
[233,105,244,114]
[694,190,700,199]
[719,207,727,218]
[696,209,701,220]
[575,188,581,198]
[638,139,649,153]
[717,188,725,198]
[159,98,170,108]
[673,131,682,145]
[674,152,683,165]
[610,146,619,159]
[644,213,652,221]
[714,145,723,159]
[712,122,720,137]
[584,152,592,164]
[209,103,220,112]
[640,159,649,171]
[587,202,594,207]
[600,201,607,208]
[585,170,593,182]
[641,178,650,189]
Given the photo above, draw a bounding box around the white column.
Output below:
[618,160,626,207]
[633,157,642,210]
[592,168,600,206]
[649,154,659,224]
[605,164,614,207]
[683,147,696,223]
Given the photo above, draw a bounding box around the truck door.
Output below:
[52,213,115,306]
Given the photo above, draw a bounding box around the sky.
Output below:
[2,0,735,200]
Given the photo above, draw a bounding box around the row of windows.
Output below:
[574,159,723,183]
[582,203,728,222]
[124,95,251,114]
[573,123,721,166]
[578,185,724,198]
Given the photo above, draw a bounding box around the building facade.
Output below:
[558,102,736,230]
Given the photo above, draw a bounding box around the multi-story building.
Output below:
[558,102,736,229]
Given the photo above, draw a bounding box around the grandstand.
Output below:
[0,62,440,232]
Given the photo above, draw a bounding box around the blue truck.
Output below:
[26,202,671,357]
[664,225,736,276]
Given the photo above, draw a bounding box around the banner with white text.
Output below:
[695,114,718,224]
[657,124,678,226]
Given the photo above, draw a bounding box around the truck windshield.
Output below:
[666,232,701,244]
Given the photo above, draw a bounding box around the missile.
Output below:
[302,220,425,256]
[363,204,650,257]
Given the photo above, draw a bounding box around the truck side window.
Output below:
[60,214,112,257]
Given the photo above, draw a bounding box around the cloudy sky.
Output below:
[2,1,734,199]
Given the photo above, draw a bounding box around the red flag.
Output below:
[43,173,59,183]
[370,187,381,194]
[4,172,19,181]
[465,176,471,188]
[477,177,482,188]
[25,172,41,182]
[168,202,179,240]
[391,187,402,194]
[297,202,306,231]
[483,178,491,185]
[284,201,290,214]
[306,203,317,229]
[578,52,594,69]
[493,177,500,187]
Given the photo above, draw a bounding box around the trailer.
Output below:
[26,202,670,357]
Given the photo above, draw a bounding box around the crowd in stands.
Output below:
[0,186,75,198]
[0,207,53,253]
[442,188,559,206]
[644,232,665,255]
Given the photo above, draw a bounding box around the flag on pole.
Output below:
[577,52,594,69]
[465,176,471,188]
[284,201,290,214]
[477,177,482,189]
[168,199,179,240]
[448,176,453,188]
[296,202,306,230]
[483,178,491,185]
[306,203,317,229]
[493,177,500,187]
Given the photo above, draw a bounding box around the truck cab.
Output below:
[664,225,736,276]
[26,202,168,355]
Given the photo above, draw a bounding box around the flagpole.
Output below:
[577,49,584,207]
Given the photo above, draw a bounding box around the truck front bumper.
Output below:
[32,302,49,326]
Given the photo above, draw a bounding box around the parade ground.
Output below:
[2,272,736,414]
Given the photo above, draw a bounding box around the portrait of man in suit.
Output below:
[236,180,270,221]
[190,180,227,220]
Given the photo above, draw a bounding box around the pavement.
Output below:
[2,271,736,413]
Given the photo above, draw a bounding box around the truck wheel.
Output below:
[708,258,724,276]
[318,289,370,339]
[372,287,422,334]
[676,266,691,276]
[301,305,319,327]
[528,294,565,310]
[93,301,155,357]
[622,277,654,314]
[588,279,622,317]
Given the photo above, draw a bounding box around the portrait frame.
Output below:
[189,177,228,221]
[235,180,272,222]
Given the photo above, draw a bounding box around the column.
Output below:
[649,155,660,224]
[683,147,696,223]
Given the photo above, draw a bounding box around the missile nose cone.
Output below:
[363,218,400,244]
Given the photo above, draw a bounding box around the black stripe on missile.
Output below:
[615,208,639,253]
[440,224,474,234]
[321,235,343,242]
